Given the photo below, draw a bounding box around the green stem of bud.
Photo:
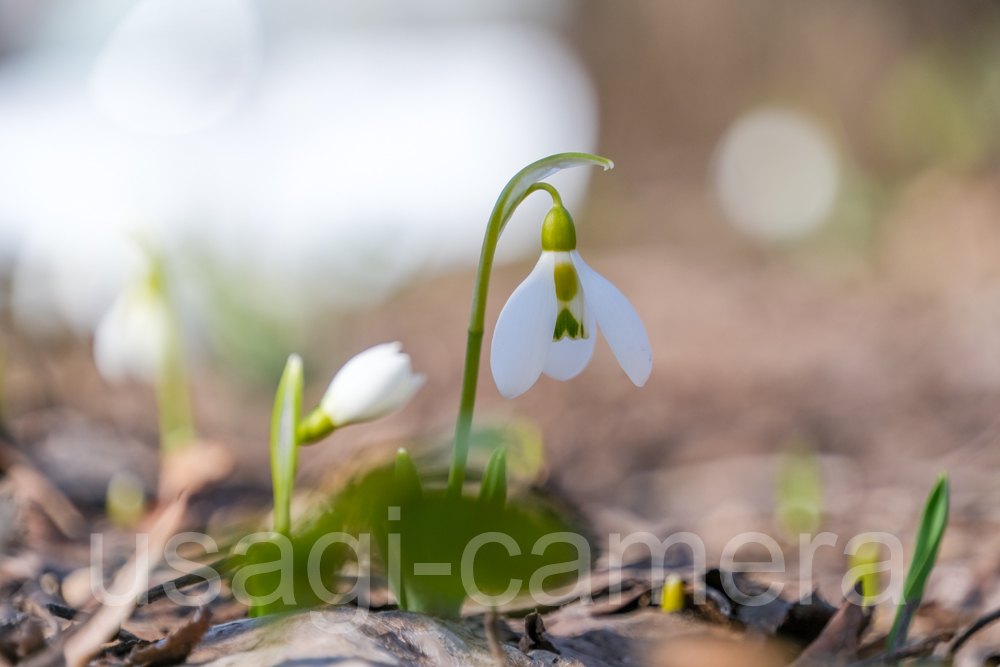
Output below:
[156,320,196,455]
[149,254,196,457]
[297,406,335,444]
[446,153,612,500]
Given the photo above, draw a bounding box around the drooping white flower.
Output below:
[490,203,652,399]
[319,342,425,427]
[94,282,170,384]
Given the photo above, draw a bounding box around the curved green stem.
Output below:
[445,152,613,499]
[296,406,334,444]
[528,182,563,207]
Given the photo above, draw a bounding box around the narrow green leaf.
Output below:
[888,471,949,650]
[479,446,507,509]
[270,354,304,536]
[395,448,423,504]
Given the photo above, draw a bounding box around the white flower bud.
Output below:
[319,342,425,428]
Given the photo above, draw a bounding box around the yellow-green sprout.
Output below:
[850,541,882,607]
[661,574,685,612]
[105,471,146,527]
[775,442,823,539]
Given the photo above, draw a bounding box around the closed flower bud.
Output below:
[319,342,425,427]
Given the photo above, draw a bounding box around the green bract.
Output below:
[270,354,304,537]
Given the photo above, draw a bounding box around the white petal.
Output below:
[490,253,559,399]
[572,251,652,387]
[543,316,596,380]
[379,371,426,415]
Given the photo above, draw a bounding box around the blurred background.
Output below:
[5,0,1000,637]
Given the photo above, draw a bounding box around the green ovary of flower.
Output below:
[541,205,577,251]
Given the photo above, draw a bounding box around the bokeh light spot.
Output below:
[713,107,839,242]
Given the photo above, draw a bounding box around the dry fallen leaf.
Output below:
[126,606,212,667]
[0,442,84,538]
[157,440,234,503]
[790,597,870,667]
[0,614,46,664]
[649,636,787,667]
[519,611,559,654]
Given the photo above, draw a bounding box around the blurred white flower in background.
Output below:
[713,107,840,242]
[319,342,425,428]
[93,268,170,384]
[0,0,598,341]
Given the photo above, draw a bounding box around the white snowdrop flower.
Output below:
[490,203,652,399]
[319,342,425,428]
[93,282,170,384]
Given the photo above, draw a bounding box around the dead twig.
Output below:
[483,610,505,667]
[139,556,234,606]
[846,631,952,666]
[947,606,1000,659]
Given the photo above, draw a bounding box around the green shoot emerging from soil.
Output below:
[887,471,950,651]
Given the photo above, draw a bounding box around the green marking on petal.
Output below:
[554,308,581,340]
[553,262,579,301]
